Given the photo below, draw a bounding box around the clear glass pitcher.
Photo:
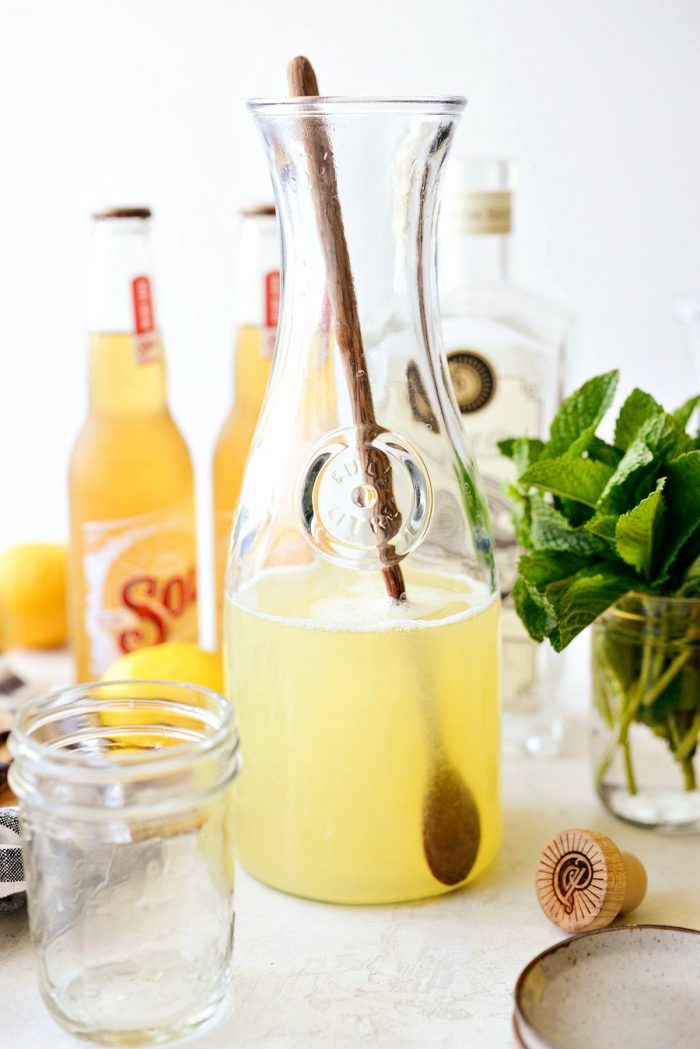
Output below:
[224,95,501,904]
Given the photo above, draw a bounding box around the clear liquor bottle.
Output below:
[439,158,573,755]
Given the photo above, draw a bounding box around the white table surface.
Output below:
[2,654,699,1049]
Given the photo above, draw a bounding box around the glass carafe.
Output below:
[224,96,501,904]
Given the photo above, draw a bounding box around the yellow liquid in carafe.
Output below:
[225,565,501,904]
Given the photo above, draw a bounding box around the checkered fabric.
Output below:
[0,807,24,914]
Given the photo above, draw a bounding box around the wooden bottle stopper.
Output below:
[536,828,647,933]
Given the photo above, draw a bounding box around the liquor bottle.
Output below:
[439,159,573,754]
[212,205,280,641]
[68,207,197,681]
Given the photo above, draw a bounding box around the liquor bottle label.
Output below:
[80,503,197,677]
[448,351,497,413]
[131,275,161,365]
[262,270,280,357]
[444,190,512,235]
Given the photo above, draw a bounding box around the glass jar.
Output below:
[592,594,700,831]
[9,681,239,1045]
[224,97,501,905]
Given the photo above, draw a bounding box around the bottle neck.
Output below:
[231,212,280,408]
[87,216,168,416]
[439,230,511,289]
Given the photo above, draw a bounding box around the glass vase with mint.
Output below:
[501,370,700,831]
[439,158,573,755]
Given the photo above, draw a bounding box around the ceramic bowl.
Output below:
[513,924,700,1049]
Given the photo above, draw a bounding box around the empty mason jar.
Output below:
[9,681,239,1045]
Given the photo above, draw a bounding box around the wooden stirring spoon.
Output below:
[286,57,481,886]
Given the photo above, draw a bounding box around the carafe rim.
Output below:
[247,96,466,116]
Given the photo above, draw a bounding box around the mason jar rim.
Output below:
[597,591,700,640]
[603,590,700,613]
[247,96,467,117]
[9,680,238,791]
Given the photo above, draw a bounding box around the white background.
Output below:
[1,0,699,645]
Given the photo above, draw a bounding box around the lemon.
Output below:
[99,643,225,744]
[0,542,67,649]
[101,642,223,693]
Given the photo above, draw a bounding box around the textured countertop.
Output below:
[1,653,698,1048]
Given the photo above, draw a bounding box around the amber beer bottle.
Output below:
[68,207,197,681]
[212,205,280,640]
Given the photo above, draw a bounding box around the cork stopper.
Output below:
[239,203,276,217]
[92,207,152,221]
[536,828,647,933]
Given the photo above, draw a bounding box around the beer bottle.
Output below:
[212,205,279,640]
[68,207,197,680]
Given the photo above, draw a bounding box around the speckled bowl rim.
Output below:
[513,924,700,1049]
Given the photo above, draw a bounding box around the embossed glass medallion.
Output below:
[297,426,433,570]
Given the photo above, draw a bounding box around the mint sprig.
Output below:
[500,370,700,649]
[500,372,700,796]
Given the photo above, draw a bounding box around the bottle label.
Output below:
[262,270,280,357]
[80,504,197,677]
[445,190,512,235]
[131,276,161,366]
[448,351,497,413]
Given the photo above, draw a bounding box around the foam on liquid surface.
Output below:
[231,564,495,632]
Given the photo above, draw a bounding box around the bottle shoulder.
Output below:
[70,411,193,469]
[440,283,574,349]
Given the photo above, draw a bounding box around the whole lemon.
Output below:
[0,542,67,649]
[99,643,225,743]
[101,642,223,693]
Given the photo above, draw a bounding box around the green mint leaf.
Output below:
[497,438,517,460]
[678,554,700,596]
[513,437,546,476]
[614,388,664,450]
[506,490,534,549]
[518,554,633,650]
[657,451,700,579]
[552,568,634,650]
[598,438,657,513]
[520,456,615,507]
[498,437,546,474]
[512,578,554,642]
[672,395,700,431]
[530,496,608,556]
[614,479,666,580]
[547,370,618,457]
[638,413,692,461]
[518,550,589,588]
[585,511,618,541]
[588,436,624,469]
